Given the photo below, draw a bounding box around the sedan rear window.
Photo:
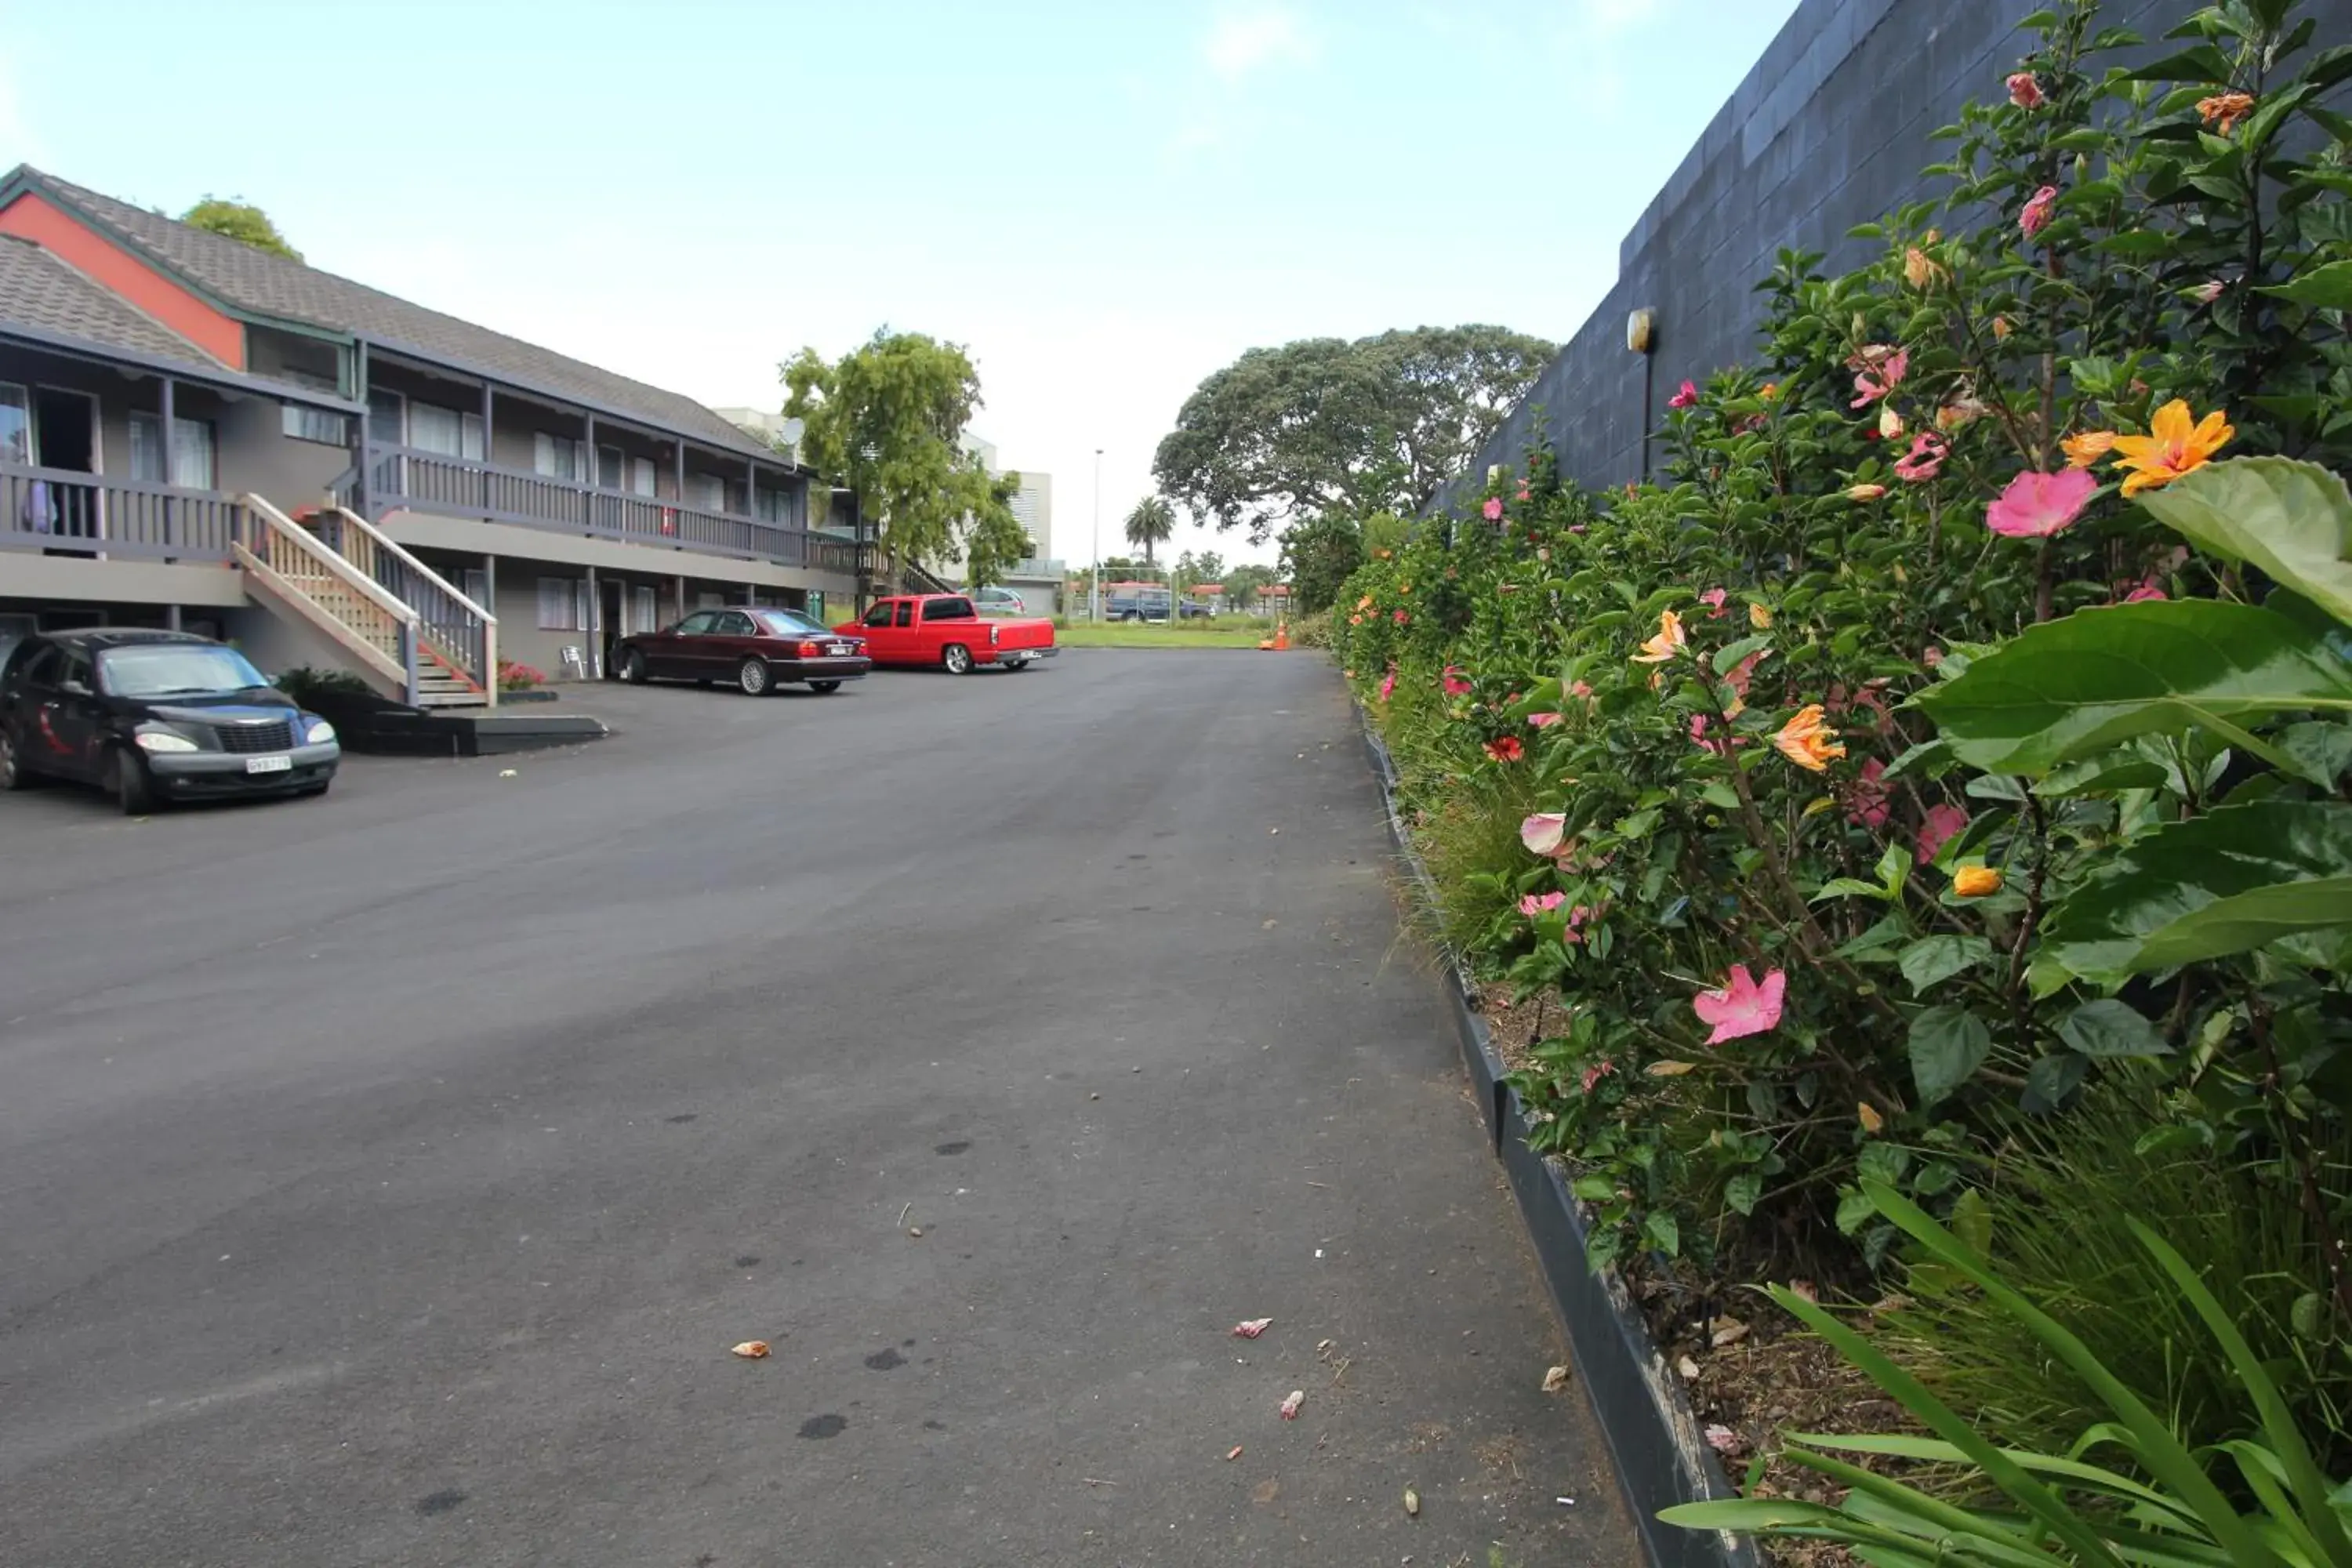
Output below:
[754,609,826,637]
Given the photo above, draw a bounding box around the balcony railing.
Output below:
[365,443,863,577]
[0,462,241,561]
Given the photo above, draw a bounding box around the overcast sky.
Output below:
[0,0,1800,568]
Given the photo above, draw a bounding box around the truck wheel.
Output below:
[942,644,975,676]
[738,659,771,696]
[809,681,843,695]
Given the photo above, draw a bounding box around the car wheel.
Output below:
[107,747,157,816]
[810,681,843,695]
[298,782,332,800]
[942,644,974,676]
[0,726,36,790]
[1007,659,1033,673]
[619,649,647,684]
[738,658,772,696]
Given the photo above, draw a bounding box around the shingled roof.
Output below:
[0,231,230,372]
[9,166,780,463]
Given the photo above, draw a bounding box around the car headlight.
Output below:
[135,731,199,754]
[305,719,336,745]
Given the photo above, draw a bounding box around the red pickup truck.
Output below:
[840,593,1057,674]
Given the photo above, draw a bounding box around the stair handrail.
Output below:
[239,493,419,629]
[328,506,495,628]
[328,505,499,702]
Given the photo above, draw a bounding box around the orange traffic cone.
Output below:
[1273,616,1290,651]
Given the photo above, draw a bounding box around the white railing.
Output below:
[233,494,419,701]
[323,506,497,705]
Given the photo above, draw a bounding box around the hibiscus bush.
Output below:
[1338,0,2352,1322]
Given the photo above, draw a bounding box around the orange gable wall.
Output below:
[0,192,245,369]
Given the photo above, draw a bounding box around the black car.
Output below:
[0,629,340,814]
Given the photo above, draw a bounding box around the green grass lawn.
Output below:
[1051,619,1276,649]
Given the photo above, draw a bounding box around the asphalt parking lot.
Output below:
[0,651,1634,1566]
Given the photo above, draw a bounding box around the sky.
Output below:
[0,0,1800,570]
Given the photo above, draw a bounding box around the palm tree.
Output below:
[1123,496,1175,564]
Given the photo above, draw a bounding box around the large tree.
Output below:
[1277,511,1365,615]
[782,328,1005,597]
[181,198,301,261]
[1123,495,1175,564]
[1152,325,1555,543]
[960,467,1030,590]
[1172,548,1225,593]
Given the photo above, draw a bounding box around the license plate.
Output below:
[828,643,855,656]
[245,755,292,775]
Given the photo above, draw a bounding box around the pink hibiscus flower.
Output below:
[1693,966,1787,1045]
[1482,496,1504,522]
[1527,711,1563,728]
[1520,812,1568,857]
[1580,1058,1616,1095]
[1986,467,2096,539]
[1847,346,1908,408]
[1441,666,1474,697]
[1485,735,1524,763]
[1668,380,1698,410]
[1699,586,1730,617]
[1893,432,1949,483]
[1377,668,1397,702]
[2123,577,2169,603]
[1846,757,1889,829]
[1519,891,1566,918]
[2020,184,2059,240]
[1392,609,1410,625]
[1916,804,1969,862]
[2008,71,2044,109]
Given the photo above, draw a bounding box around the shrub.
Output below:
[497,659,546,691]
[1329,0,2352,1325]
[273,665,371,704]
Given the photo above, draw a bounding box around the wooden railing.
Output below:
[0,462,241,561]
[316,506,496,703]
[232,495,419,699]
[365,442,850,573]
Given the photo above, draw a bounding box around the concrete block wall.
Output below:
[1436,0,2352,513]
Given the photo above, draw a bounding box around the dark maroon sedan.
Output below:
[612,606,871,695]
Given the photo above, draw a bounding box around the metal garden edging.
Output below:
[1359,716,1762,1568]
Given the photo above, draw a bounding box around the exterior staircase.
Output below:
[232,494,498,709]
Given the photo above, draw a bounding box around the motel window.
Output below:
[630,585,655,635]
[281,405,352,446]
[533,432,582,482]
[412,402,485,461]
[536,576,585,630]
[630,457,657,497]
[0,383,29,465]
[128,413,217,488]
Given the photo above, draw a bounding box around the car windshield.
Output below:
[98,644,272,699]
[754,609,827,636]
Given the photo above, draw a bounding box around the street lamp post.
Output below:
[1091,447,1103,623]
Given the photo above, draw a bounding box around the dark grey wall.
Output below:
[1436,0,2350,514]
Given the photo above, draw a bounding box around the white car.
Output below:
[972,586,1026,616]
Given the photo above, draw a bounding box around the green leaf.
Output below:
[1875,842,1914,900]
[2045,800,2352,982]
[1700,782,1741,810]
[2132,457,2352,626]
[1909,1007,1992,1103]
[2024,1051,2089,1113]
[1813,877,1893,902]
[1834,1186,1878,1236]
[2259,259,2352,312]
[1898,935,1994,995]
[2034,753,2170,798]
[1571,1174,1617,1203]
[1725,1172,1762,1216]
[1643,1210,1680,1258]
[2129,43,2234,81]
[1949,1188,1992,1258]
[2057,999,2173,1058]
[1915,599,2352,783]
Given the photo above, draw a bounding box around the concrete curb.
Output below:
[1359,716,1762,1568]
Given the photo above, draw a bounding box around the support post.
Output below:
[481,381,495,511]
[158,375,176,549]
[584,564,601,680]
[584,413,597,529]
[482,553,499,709]
[401,622,422,708]
[165,604,182,632]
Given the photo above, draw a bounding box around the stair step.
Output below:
[415,692,490,708]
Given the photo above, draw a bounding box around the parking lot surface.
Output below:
[0,651,1632,1566]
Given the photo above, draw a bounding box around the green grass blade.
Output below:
[1765,1283,2130,1564]
[1798,1450,2080,1567]
[1864,1180,2276,1567]
[2129,1217,2352,1568]
[1795,1432,2190,1517]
